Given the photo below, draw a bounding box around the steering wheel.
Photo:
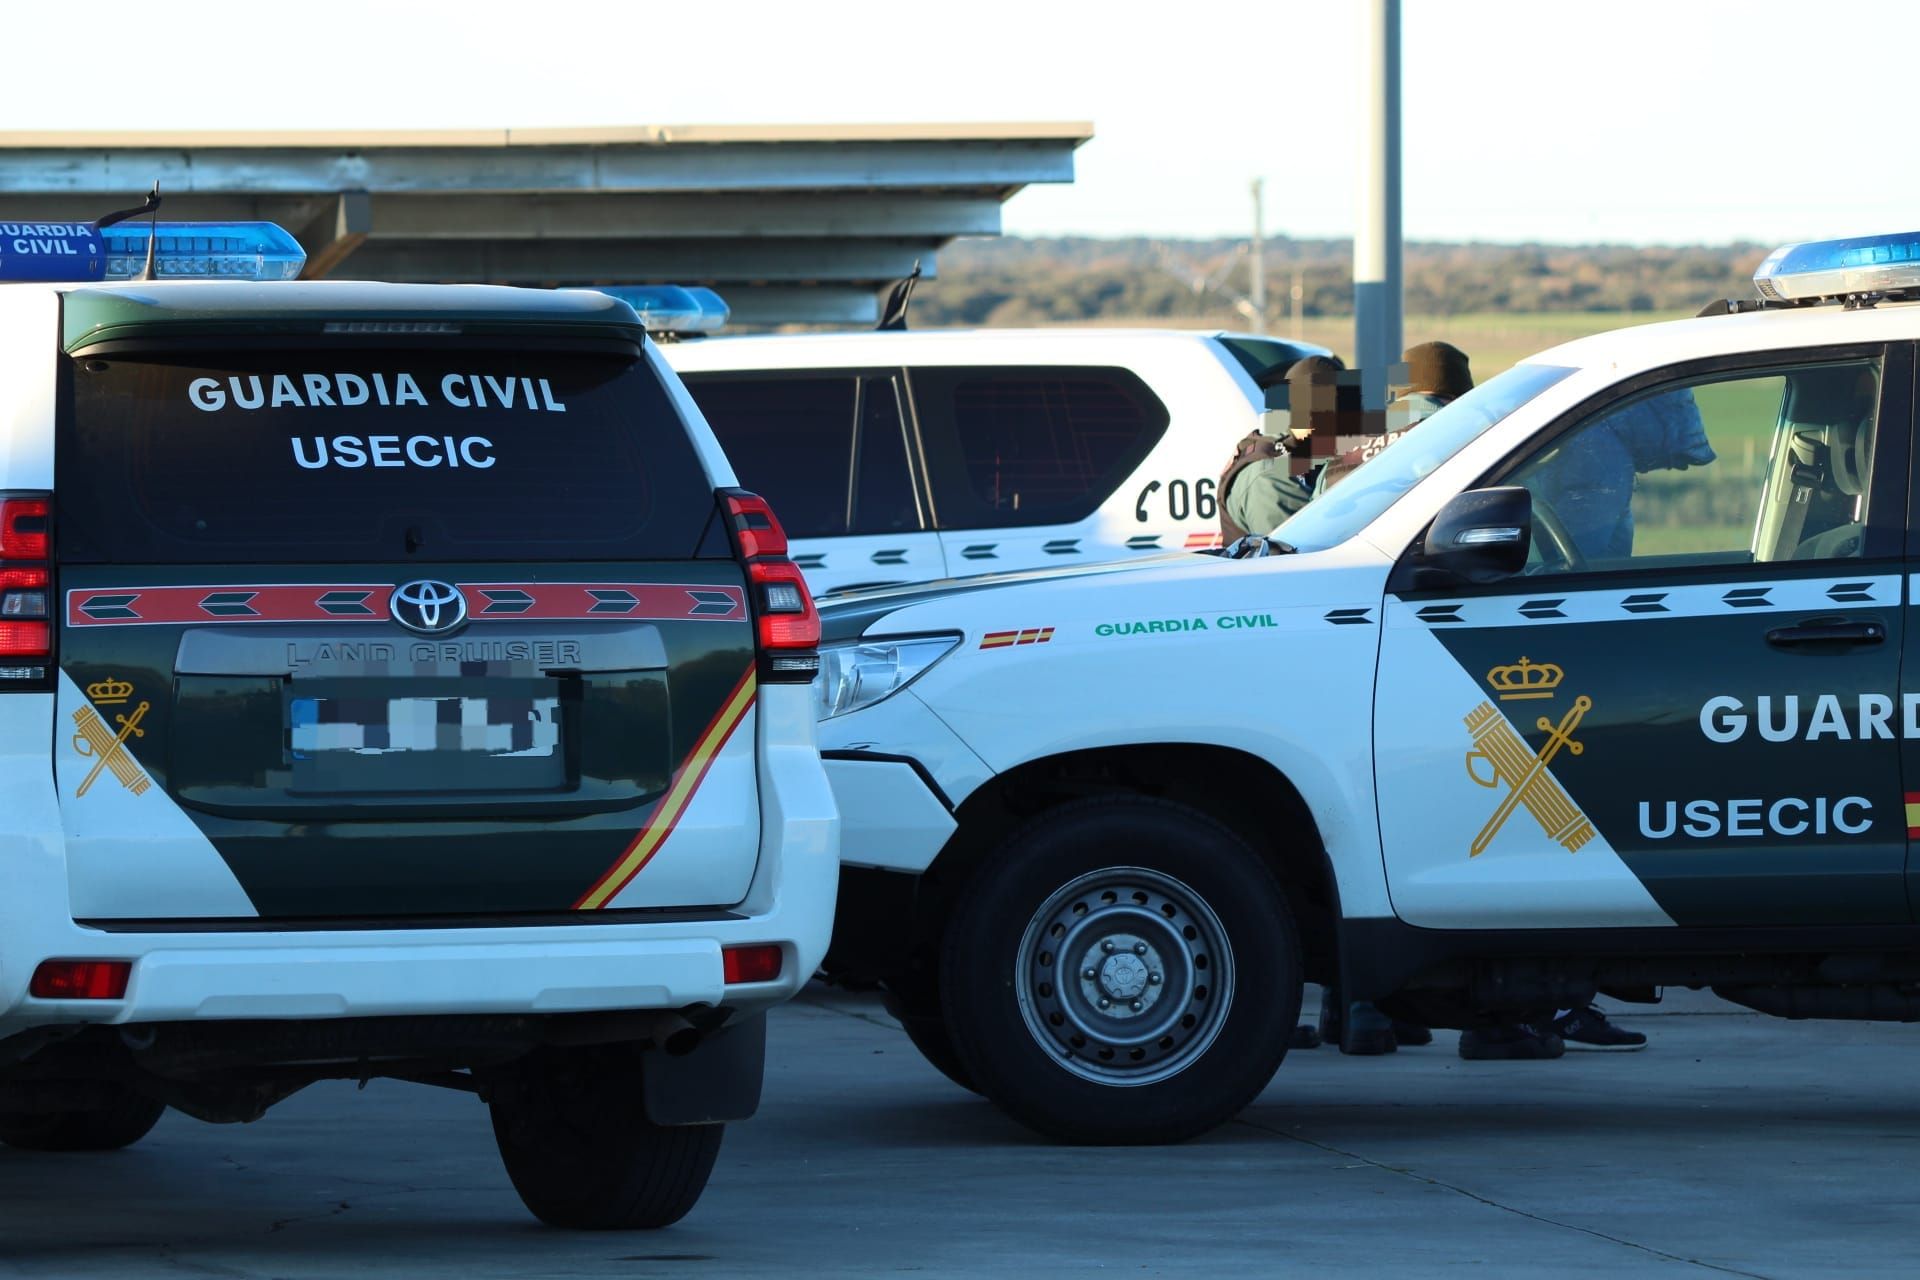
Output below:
[1526,494,1587,575]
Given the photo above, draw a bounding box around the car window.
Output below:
[1276,363,1577,551]
[685,372,920,540]
[682,374,859,539]
[851,377,921,534]
[1506,359,1882,573]
[912,366,1168,530]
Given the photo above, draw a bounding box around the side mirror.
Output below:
[1412,486,1532,586]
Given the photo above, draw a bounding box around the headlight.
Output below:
[813,635,960,721]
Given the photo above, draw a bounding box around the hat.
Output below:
[1285,354,1345,386]
[1402,341,1473,401]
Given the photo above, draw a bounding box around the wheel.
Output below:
[0,1088,166,1152]
[940,797,1301,1145]
[880,989,979,1094]
[490,1044,725,1230]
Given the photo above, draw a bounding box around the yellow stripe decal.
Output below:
[574,667,757,910]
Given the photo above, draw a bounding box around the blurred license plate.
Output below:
[289,694,564,793]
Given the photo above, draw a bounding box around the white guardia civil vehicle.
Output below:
[0,225,836,1228]
[810,233,1920,1144]
[664,328,1330,595]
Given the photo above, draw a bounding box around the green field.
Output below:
[1282,310,1697,380]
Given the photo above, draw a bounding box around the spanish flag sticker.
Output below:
[1906,792,1920,840]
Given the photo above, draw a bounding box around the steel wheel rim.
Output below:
[1014,865,1235,1087]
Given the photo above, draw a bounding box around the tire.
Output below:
[490,1044,725,1230]
[888,1001,979,1095]
[941,797,1301,1145]
[0,1088,166,1152]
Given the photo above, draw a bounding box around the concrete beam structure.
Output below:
[0,123,1091,325]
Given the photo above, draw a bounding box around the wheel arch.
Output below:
[895,743,1343,994]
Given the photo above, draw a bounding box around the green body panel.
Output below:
[57,561,755,920]
[1426,590,1908,928]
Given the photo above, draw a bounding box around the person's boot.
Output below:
[1317,987,1344,1046]
[1340,1001,1397,1055]
[1290,1023,1323,1049]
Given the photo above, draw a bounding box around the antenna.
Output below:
[877,260,922,331]
[134,182,163,282]
[95,182,162,230]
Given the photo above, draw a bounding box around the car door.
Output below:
[1375,343,1914,931]
[680,369,946,596]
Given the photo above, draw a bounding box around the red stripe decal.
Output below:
[66,581,746,627]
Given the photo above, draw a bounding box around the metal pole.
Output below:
[1354,0,1402,414]
[1249,178,1266,335]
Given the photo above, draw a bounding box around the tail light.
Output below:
[30,959,131,1000]
[719,489,820,683]
[722,944,784,985]
[0,494,51,686]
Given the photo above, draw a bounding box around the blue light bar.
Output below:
[1754,232,1920,301]
[101,222,306,281]
[585,285,730,334]
[0,220,306,284]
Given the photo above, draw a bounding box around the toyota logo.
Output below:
[390,580,468,635]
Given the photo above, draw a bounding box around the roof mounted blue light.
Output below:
[1754,232,1920,302]
[0,220,306,284]
[583,284,730,335]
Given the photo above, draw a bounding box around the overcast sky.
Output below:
[9,0,1908,247]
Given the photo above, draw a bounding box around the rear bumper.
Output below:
[0,685,840,1042]
[8,920,804,1034]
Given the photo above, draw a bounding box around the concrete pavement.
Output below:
[0,988,1914,1278]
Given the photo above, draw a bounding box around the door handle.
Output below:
[1765,620,1886,647]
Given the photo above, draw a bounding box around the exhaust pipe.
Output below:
[653,1014,703,1057]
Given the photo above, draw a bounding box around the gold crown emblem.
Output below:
[1487,657,1562,701]
[86,678,134,706]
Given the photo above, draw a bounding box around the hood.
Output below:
[817,551,1200,644]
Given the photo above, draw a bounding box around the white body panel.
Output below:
[55,670,258,919]
[826,758,958,872]
[0,286,59,490]
[796,533,948,598]
[819,543,1399,920]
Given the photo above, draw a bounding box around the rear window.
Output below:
[910,366,1168,530]
[56,348,715,563]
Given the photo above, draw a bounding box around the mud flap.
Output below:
[640,1013,766,1126]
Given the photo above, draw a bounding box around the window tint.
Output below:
[686,375,858,539]
[913,366,1168,530]
[685,372,920,539]
[1506,359,1882,573]
[57,348,715,564]
[851,377,920,535]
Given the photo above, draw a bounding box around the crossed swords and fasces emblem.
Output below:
[1464,694,1596,857]
[71,699,152,798]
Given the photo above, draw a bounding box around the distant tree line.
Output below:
[911,236,1771,326]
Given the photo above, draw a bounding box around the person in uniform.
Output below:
[1525,386,1715,561]
[1217,354,1348,543]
